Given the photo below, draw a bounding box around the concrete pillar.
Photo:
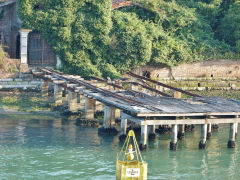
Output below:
[41,80,48,97]
[148,125,156,140]
[68,91,78,112]
[78,94,85,111]
[140,125,148,150]
[178,124,185,140]
[235,123,238,138]
[62,88,68,106]
[228,123,236,148]
[170,124,178,150]
[103,105,116,128]
[84,97,95,119]
[235,115,238,138]
[54,84,62,106]
[20,29,31,64]
[199,124,207,149]
[207,123,212,139]
[119,118,127,141]
[115,109,121,119]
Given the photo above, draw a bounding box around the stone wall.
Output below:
[131,60,240,79]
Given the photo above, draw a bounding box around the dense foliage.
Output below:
[18,0,240,78]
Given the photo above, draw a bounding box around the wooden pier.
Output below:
[32,68,240,150]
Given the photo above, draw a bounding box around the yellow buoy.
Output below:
[116,130,148,180]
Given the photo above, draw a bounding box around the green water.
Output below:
[0,115,240,180]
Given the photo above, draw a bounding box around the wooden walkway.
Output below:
[32,68,240,150]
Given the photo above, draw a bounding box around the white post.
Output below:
[170,124,178,150]
[140,125,148,150]
[20,29,31,64]
[199,124,207,149]
[228,123,236,148]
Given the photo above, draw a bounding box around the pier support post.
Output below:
[148,125,156,140]
[207,123,212,139]
[119,118,127,141]
[68,91,78,112]
[41,81,49,97]
[62,88,68,106]
[54,84,62,106]
[78,94,85,111]
[199,124,207,149]
[235,116,238,138]
[228,123,236,148]
[170,124,178,150]
[140,125,148,150]
[84,97,95,119]
[98,105,117,135]
[178,124,185,140]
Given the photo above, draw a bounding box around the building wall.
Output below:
[131,60,240,79]
[0,2,19,58]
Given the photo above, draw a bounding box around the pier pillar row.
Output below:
[54,84,63,106]
[148,125,156,140]
[170,124,178,150]
[84,97,96,119]
[178,124,185,140]
[119,118,128,141]
[207,123,212,139]
[140,125,148,150]
[41,80,49,97]
[199,124,208,149]
[68,91,78,112]
[228,123,237,148]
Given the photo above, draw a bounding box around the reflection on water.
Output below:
[0,115,240,180]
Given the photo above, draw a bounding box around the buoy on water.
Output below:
[116,130,148,180]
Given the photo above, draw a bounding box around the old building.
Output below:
[0,0,56,67]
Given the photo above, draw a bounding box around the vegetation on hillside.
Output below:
[18,0,240,79]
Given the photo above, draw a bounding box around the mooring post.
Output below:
[148,125,156,140]
[119,117,127,141]
[228,123,236,148]
[178,124,185,140]
[207,123,212,139]
[170,124,178,150]
[140,124,148,150]
[54,84,63,106]
[84,97,96,119]
[41,80,49,97]
[199,124,207,149]
[68,91,78,112]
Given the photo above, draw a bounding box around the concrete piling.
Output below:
[178,124,185,140]
[41,81,48,97]
[68,91,78,112]
[98,105,118,135]
[199,124,207,149]
[140,125,148,150]
[228,123,236,148]
[148,125,156,140]
[207,123,212,139]
[84,97,95,119]
[119,118,127,141]
[54,84,63,106]
[170,124,178,150]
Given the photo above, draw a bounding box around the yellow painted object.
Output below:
[116,130,148,180]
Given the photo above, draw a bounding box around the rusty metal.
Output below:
[127,72,201,97]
